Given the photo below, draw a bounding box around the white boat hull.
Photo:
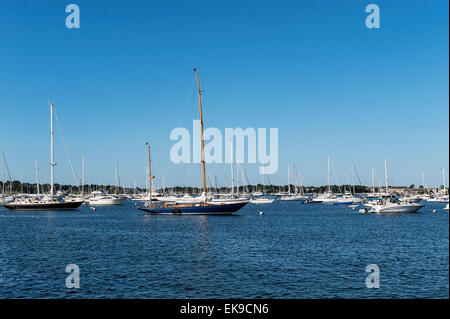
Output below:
[249,198,275,204]
[371,203,424,213]
[88,198,126,206]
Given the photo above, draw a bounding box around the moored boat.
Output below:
[137,69,248,215]
[88,191,126,206]
[369,199,424,213]
[3,103,83,211]
[249,197,275,204]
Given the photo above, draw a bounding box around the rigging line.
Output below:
[53,106,80,188]
[3,154,13,192]
[331,162,342,193]
[353,162,363,185]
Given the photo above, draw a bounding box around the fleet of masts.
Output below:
[0,70,448,214]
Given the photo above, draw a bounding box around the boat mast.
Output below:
[422,172,426,194]
[293,162,298,194]
[371,168,375,194]
[1,153,4,196]
[81,155,85,196]
[287,164,290,194]
[35,160,40,195]
[262,165,265,194]
[236,163,239,194]
[194,68,207,196]
[230,138,234,195]
[115,161,119,194]
[327,155,331,193]
[384,159,388,194]
[442,167,446,195]
[351,163,356,195]
[147,142,152,206]
[50,102,55,199]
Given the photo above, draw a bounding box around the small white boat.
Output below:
[444,204,449,211]
[88,191,126,206]
[249,197,275,204]
[211,194,250,204]
[399,195,422,203]
[279,194,308,201]
[314,193,339,203]
[337,193,364,204]
[426,196,449,203]
[369,199,424,213]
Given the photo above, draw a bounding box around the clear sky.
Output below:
[0,0,448,188]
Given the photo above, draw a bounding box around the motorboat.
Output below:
[249,197,275,204]
[279,194,308,201]
[368,198,424,213]
[88,191,126,206]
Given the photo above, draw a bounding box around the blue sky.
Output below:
[0,0,448,188]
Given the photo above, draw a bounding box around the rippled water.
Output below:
[0,200,448,298]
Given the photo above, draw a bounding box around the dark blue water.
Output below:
[0,201,448,298]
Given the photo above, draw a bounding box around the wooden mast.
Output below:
[50,102,55,199]
[194,68,207,196]
[147,142,152,207]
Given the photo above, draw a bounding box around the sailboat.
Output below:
[4,103,83,210]
[279,164,307,201]
[314,155,339,203]
[367,159,424,213]
[137,69,248,215]
[426,168,449,203]
[249,166,274,204]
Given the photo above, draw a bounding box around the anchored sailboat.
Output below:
[137,69,248,215]
[4,103,83,210]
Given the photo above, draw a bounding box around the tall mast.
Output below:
[50,102,55,199]
[262,165,265,194]
[194,68,206,196]
[293,162,298,194]
[371,168,375,193]
[1,153,4,196]
[147,142,152,206]
[351,163,355,195]
[81,155,85,196]
[287,164,290,194]
[230,138,234,195]
[327,155,331,193]
[442,167,446,195]
[115,161,120,194]
[35,160,40,195]
[384,159,388,194]
[236,163,239,194]
[422,172,426,194]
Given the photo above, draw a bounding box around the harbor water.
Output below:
[0,201,448,298]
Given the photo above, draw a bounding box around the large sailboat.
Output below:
[4,103,83,210]
[137,69,248,215]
